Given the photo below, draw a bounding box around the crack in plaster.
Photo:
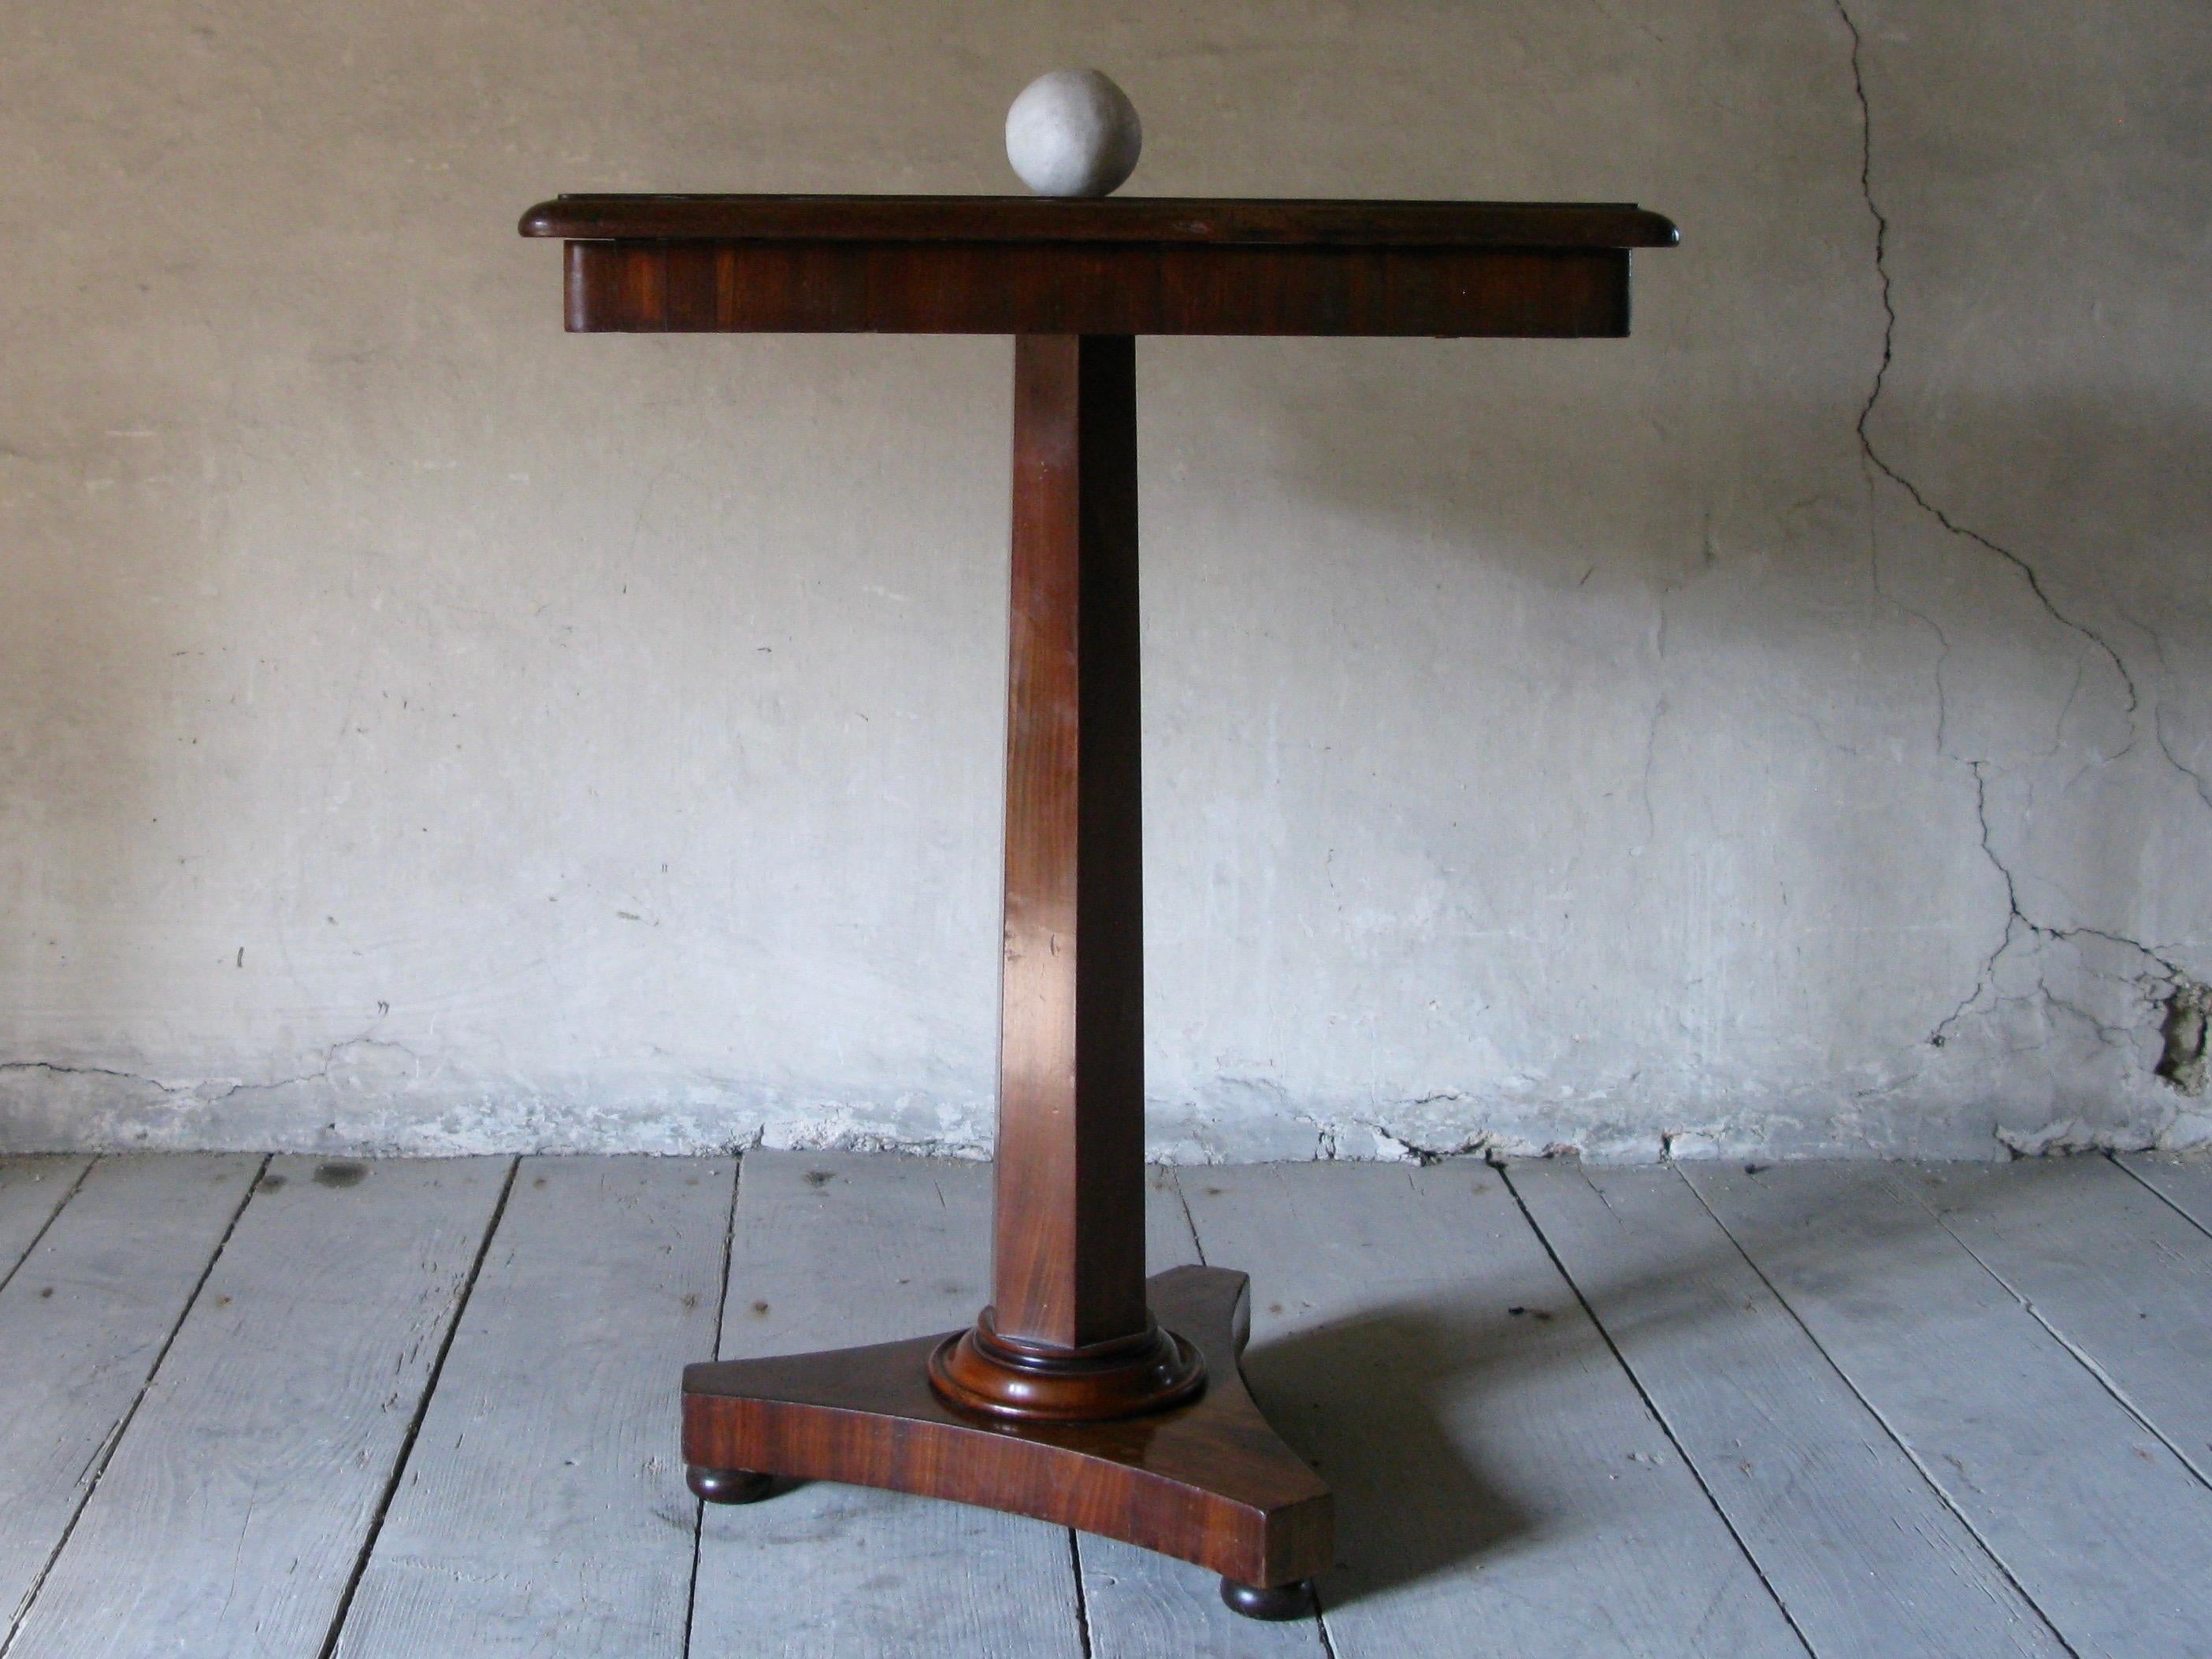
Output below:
[2154,703,2212,815]
[0,1061,182,1093]
[1833,0,2200,1080]
[1833,0,2138,715]
[6,14,2204,1168]
[0,1035,425,1109]
[1927,762,2188,1052]
[1639,694,1668,844]
[1303,1105,1585,1167]
[1356,1124,1498,1166]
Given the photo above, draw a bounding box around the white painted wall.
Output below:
[3,0,2207,1160]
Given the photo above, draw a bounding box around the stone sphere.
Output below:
[1004,69,1142,199]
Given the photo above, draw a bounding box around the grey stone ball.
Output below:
[1004,69,1143,199]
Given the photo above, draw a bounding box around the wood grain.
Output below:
[1075,1167,1331,1658]
[1911,1156,2212,1486]
[0,1156,261,1636]
[1181,1161,1804,1658]
[2119,1152,2212,1235]
[1510,1161,2062,1657]
[990,333,1147,1355]
[1684,1160,2212,1657]
[686,1264,1332,1583]
[690,1151,1086,1657]
[13,1153,2212,1650]
[0,1156,93,1290]
[561,241,1631,338]
[334,1156,731,1659]
[520,195,1678,249]
[7,1157,506,1659]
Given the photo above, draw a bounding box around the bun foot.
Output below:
[1219,1576,1317,1621]
[687,1464,773,1505]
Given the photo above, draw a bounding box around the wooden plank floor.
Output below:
[13,1157,507,1659]
[0,1150,2206,1657]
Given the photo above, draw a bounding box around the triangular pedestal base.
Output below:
[682,1265,1332,1590]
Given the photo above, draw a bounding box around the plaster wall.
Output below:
[3,0,2209,1160]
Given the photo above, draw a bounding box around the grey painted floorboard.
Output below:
[1509,1160,2062,1658]
[1685,1160,2212,1658]
[0,1155,261,1639]
[8,1156,507,1659]
[1074,1167,1330,1659]
[2119,1152,2212,1235]
[3,1152,2208,1655]
[333,1156,729,1659]
[688,1151,1083,1659]
[0,1157,94,1291]
[1183,1161,1804,1658]
[1912,1156,2212,1487]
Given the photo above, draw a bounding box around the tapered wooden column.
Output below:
[927,335,1204,1420]
[997,333,1147,1345]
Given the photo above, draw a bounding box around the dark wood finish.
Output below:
[540,193,1675,338]
[684,1266,1333,1589]
[685,1465,770,1504]
[561,239,1631,336]
[521,193,1677,250]
[525,190,1672,1613]
[926,338,1202,1422]
[995,335,1146,1353]
[1220,1577,1321,1620]
[927,1308,1204,1423]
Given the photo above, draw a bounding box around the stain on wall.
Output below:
[2,0,2207,1160]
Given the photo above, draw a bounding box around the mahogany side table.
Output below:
[519,193,1676,1619]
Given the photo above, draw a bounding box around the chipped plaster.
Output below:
[3,0,2210,1161]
